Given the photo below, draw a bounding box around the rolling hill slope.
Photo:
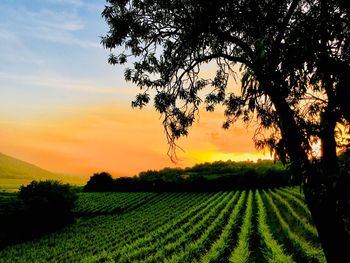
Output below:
[0,153,86,191]
[0,153,57,180]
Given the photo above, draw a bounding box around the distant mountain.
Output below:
[0,153,58,180]
[0,153,86,191]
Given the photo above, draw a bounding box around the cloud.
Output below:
[0,29,45,66]
[0,29,16,40]
[45,0,101,10]
[37,31,100,48]
[22,9,85,31]
[18,9,100,48]
[46,0,83,6]
[0,5,100,49]
[0,71,133,95]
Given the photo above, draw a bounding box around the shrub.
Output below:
[19,180,77,231]
[0,180,77,247]
[83,172,115,192]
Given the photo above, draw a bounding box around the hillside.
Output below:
[0,153,86,191]
[0,153,57,180]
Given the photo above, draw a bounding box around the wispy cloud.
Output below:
[45,0,102,11]
[0,28,45,66]
[0,4,100,49]
[0,29,16,40]
[0,72,132,95]
[37,29,100,48]
[18,8,101,48]
[22,9,84,31]
[46,0,84,6]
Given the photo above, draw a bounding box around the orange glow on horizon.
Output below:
[189,151,272,164]
[0,102,271,178]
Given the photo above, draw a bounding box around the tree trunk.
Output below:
[266,84,309,178]
[304,109,350,262]
[266,82,350,262]
[311,2,350,256]
[303,173,350,263]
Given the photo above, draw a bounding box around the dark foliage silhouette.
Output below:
[83,172,115,192]
[101,0,350,260]
[84,161,291,192]
[0,180,77,248]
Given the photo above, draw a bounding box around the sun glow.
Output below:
[187,151,272,164]
[310,140,321,158]
[1,102,270,177]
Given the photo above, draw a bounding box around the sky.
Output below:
[0,0,271,178]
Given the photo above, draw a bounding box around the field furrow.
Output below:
[0,187,328,263]
[256,190,295,263]
[114,191,226,262]
[229,190,253,263]
[268,189,319,242]
[263,191,326,263]
[276,188,312,222]
[164,191,244,263]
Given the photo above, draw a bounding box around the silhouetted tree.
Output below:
[84,172,115,192]
[19,180,77,230]
[0,180,77,247]
[101,0,350,260]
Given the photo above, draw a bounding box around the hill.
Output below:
[0,153,86,191]
[0,153,58,180]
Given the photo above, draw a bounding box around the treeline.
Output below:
[84,160,293,192]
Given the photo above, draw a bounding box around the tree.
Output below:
[83,172,115,192]
[0,180,77,247]
[101,0,350,260]
[18,180,77,231]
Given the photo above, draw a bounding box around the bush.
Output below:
[0,180,77,247]
[83,172,115,192]
[83,162,293,192]
[19,180,77,228]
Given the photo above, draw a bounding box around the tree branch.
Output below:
[215,31,255,59]
[175,52,252,85]
[272,0,301,56]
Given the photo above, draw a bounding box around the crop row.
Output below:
[74,192,157,215]
[0,188,326,262]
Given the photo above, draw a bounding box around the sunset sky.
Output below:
[0,0,271,178]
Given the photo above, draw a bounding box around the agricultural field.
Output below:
[0,187,326,262]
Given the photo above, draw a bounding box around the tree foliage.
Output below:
[83,172,115,192]
[18,180,77,233]
[83,160,291,192]
[19,180,77,218]
[102,0,350,164]
[0,180,77,247]
[101,0,350,260]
